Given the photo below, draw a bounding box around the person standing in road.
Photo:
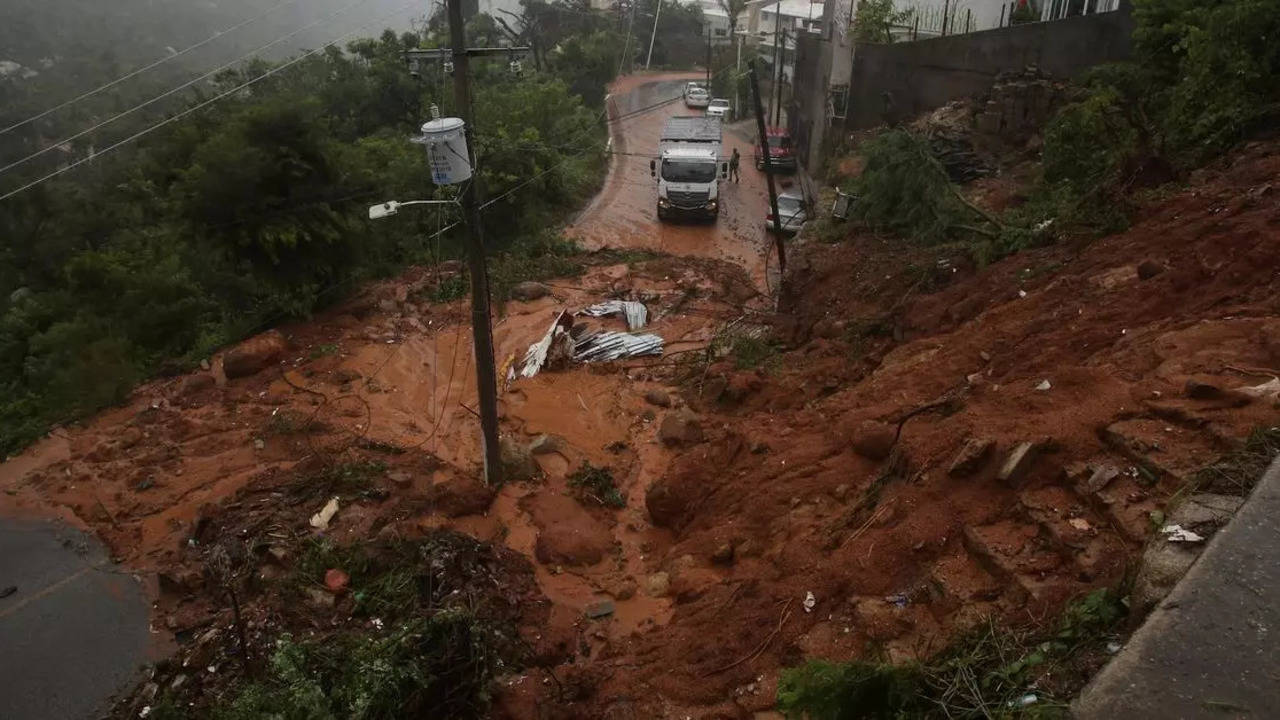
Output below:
[729,148,741,183]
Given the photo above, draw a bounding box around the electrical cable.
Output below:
[0,0,373,179]
[0,0,414,203]
[0,0,302,137]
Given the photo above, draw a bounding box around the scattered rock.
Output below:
[998,441,1041,485]
[266,546,290,564]
[323,568,349,593]
[222,330,288,379]
[1035,379,1052,391]
[658,409,704,447]
[509,281,551,301]
[832,483,850,500]
[644,389,672,408]
[948,438,994,477]
[386,470,413,487]
[851,420,896,461]
[1082,464,1120,494]
[159,568,203,595]
[304,587,335,609]
[645,480,688,527]
[1184,379,1223,400]
[645,572,671,597]
[711,541,735,565]
[178,373,215,397]
[611,578,638,600]
[253,438,265,450]
[584,599,615,619]
[1137,260,1164,280]
[428,473,496,517]
[500,435,539,482]
[528,433,568,456]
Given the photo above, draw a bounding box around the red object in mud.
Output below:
[324,568,350,593]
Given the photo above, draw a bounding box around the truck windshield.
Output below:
[662,160,717,183]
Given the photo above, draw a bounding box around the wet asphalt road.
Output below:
[0,518,150,720]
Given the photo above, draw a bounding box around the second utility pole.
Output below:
[447,0,503,485]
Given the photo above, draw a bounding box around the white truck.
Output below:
[650,115,727,222]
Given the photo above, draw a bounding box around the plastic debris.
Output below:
[1008,694,1038,708]
[1161,524,1205,543]
[580,300,649,331]
[885,593,909,608]
[309,496,340,530]
[1018,289,1028,298]
[1035,379,1052,391]
[573,328,663,362]
[802,591,816,613]
[1106,641,1122,654]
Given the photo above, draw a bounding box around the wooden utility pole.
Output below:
[645,0,663,69]
[749,60,785,274]
[446,0,503,485]
[705,25,712,86]
[774,27,786,126]
[770,9,782,123]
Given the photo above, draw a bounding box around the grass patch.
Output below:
[568,462,625,509]
[489,232,587,301]
[415,273,469,304]
[302,460,387,498]
[777,589,1127,719]
[1191,426,1280,496]
[264,409,324,436]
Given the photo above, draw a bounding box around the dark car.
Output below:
[753,127,797,172]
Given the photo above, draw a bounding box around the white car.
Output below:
[706,98,731,119]
[685,86,710,109]
[766,191,807,234]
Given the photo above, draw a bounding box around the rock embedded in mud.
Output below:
[851,420,897,461]
[584,599,615,619]
[1184,379,1224,400]
[658,409,704,447]
[177,373,215,397]
[948,437,995,477]
[645,480,688,528]
[534,524,613,567]
[711,541,735,565]
[1137,260,1165,280]
[528,434,568,456]
[1130,493,1243,613]
[997,441,1041,485]
[500,435,539,482]
[645,572,671,597]
[644,389,672,408]
[509,281,551,301]
[611,578,638,600]
[428,473,497,517]
[222,329,288,379]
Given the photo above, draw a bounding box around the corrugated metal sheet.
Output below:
[573,329,664,362]
[579,300,649,331]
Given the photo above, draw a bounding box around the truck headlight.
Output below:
[705,200,717,211]
[658,197,670,208]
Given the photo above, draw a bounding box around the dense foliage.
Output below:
[0,2,662,454]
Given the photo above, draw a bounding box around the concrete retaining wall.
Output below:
[844,6,1133,130]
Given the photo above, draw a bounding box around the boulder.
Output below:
[1131,493,1242,613]
[534,523,613,567]
[711,541,735,565]
[500,435,539,482]
[851,420,897,461]
[644,389,672,408]
[1137,260,1165,280]
[178,373,215,397]
[528,434,568,456]
[429,473,496,517]
[1184,379,1223,400]
[658,409,704,447]
[948,438,994,477]
[509,281,551,302]
[223,330,288,379]
[645,480,687,527]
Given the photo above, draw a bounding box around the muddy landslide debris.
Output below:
[221,329,287,379]
[658,408,704,446]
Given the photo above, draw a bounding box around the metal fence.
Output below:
[888,0,1122,41]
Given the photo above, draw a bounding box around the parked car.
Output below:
[684,85,710,109]
[705,98,731,119]
[753,126,797,172]
[765,191,807,234]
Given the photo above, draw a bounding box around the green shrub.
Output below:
[851,130,970,245]
[568,462,625,508]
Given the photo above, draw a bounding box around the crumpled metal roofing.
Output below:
[572,328,663,362]
[579,300,648,331]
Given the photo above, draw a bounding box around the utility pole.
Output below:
[749,60,785,274]
[645,0,663,70]
[774,27,786,126]
[770,9,782,124]
[447,0,503,485]
[705,25,712,86]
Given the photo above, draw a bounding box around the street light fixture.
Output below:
[367,199,457,220]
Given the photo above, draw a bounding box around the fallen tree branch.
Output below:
[700,598,793,677]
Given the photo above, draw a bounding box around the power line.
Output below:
[0,0,372,179]
[0,0,303,137]
[0,0,416,203]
